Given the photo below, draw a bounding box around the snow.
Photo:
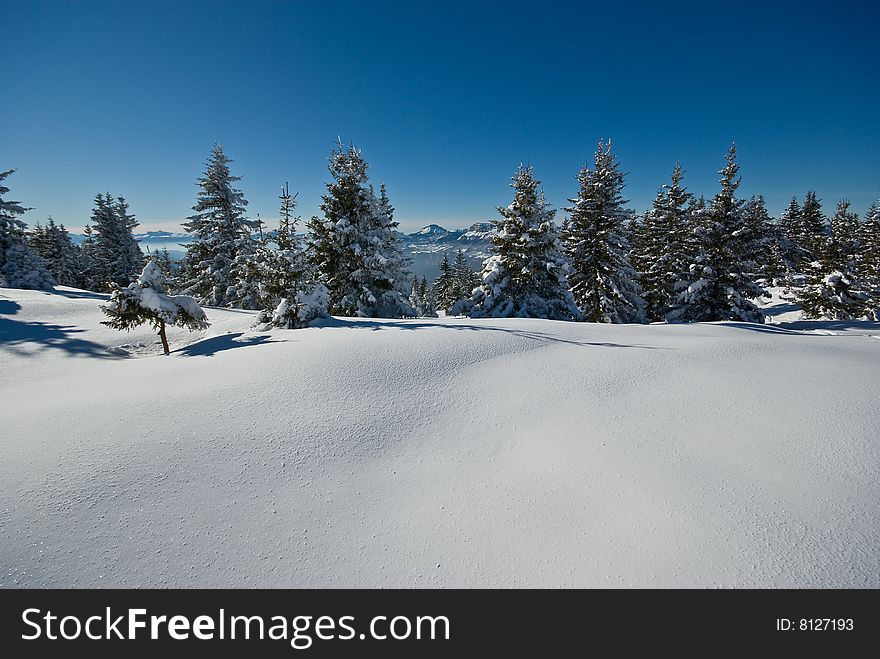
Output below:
[1,286,879,587]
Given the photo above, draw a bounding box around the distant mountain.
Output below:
[68,221,496,281]
[133,230,190,241]
[401,222,494,280]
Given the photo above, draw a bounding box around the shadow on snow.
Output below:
[174,332,281,357]
[311,317,658,349]
[0,317,122,359]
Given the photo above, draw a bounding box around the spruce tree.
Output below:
[0,169,54,290]
[798,191,827,262]
[433,253,456,311]
[306,141,412,317]
[777,196,806,272]
[83,192,144,290]
[181,144,259,307]
[471,164,580,320]
[796,200,868,320]
[102,261,209,355]
[562,141,644,323]
[254,182,329,329]
[408,276,437,317]
[668,145,767,323]
[741,194,774,279]
[28,217,83,287]
[631,163,694,321]
[860,202,880,318]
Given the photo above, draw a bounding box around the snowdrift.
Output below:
[1,287,878,587]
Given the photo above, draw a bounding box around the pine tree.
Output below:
[306,141,412,317]
[408,276,437,317]
[776,196,806,272]
[28,217,83,287]
[562,141,644,323]
[148,246,178,286]
[860,201,880,318]
[433,253,456,311]
[254,182,329,329]
[355,182,413,316]
[798,191,828,262]
[82,192,144,291]
[668,145,767,323]
[796,200,868,320]
[471,164,580,320]
[102,261,209,355]
[181,144,259,308]
[630,163,694,321]
[0,169,54,290]
[741,194,774,279]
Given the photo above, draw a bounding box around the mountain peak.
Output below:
[415,224,449,236]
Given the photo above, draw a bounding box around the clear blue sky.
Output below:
[5,0,879,234]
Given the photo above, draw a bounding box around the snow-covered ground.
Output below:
[1,286,878,587]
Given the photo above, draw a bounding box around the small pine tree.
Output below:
[471,164,580,320]
[433,253,456,311]
[409,276,437,317]
[797,191,828,262]
[181,144,259,308]
[562,141,644,323]
[102,261,209,355]
[0,169,54,290]
[668,145,767,323]
[254,182,329,329]
[29,217,84,287]
[796,200,868,320]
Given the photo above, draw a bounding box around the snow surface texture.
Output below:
[1,286,878,587]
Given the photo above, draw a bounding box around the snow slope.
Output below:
[1,287,879,587]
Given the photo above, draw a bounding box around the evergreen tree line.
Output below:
[3,140,879,325]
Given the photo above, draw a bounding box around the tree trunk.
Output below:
[158,320,170,355]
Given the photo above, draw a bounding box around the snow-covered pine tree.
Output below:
[796,199,868,320]
[433,253,456,311]
[630,163,694,321]
[776,195,806,272]
[181,144,259,308]
[254,182,329,329]
[561,141,644,323]
[102,261,209,355]
[471,164,580,320]
[741,194,774,280]
[28,217,83,287]
[0,169,54,290]
[306,142,412,317]
[447,248,480,315]
[356,182,414,316]
[408,276,437,317]
[797,191,828,262]
[82,192,144,290]
[668,145,768,323]
[860,201,880,318]
[148,246,179,286]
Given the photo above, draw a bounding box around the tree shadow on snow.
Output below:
[0,316,122,359]
[718,319,880,335]
[0,299,22,315]
[174,332,280,357]
[38,288,109,301]
[311,317,657,349]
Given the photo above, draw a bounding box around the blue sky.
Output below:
[5,0,879,233]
